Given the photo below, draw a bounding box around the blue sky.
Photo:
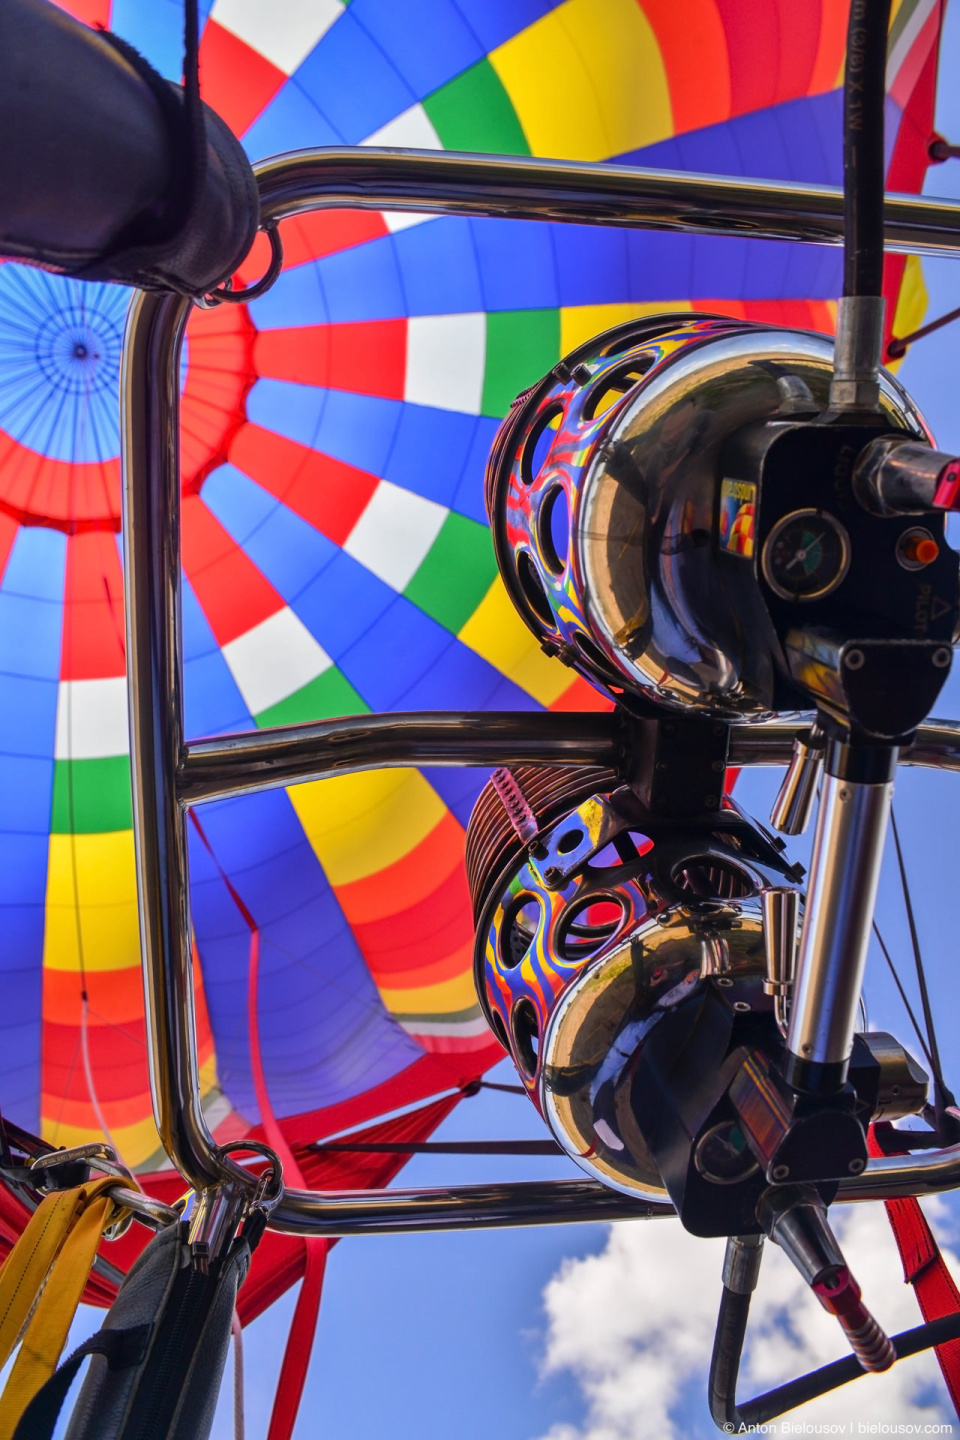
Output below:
[49,9,960,1437]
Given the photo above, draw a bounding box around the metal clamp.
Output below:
[195,222,283,309]
[29,1142,181,1237]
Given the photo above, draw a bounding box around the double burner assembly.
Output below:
[470,309,960,1377]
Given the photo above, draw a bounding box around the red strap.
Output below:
[266,1241,327,1440]
[194,813,330,1440]
[868,1128,960,1415]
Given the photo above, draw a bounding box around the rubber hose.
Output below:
[709,1310,960,1432]
[708,1286,750,1431]
[843,0,893,297]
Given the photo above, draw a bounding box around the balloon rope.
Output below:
[231,1309,245,1440]
[78,997,122,1163]
[871,920,935,1073]
[60,623,126,1165]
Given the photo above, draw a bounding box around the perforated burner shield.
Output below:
[484,313,928,716]
[466,772,803,1199]
[464,763,618,921]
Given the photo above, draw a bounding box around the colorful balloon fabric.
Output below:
[0,0,942,1178]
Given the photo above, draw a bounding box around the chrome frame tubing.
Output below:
[123,148,960,1238]
[785,747,896,1093]
[180,713,960,805]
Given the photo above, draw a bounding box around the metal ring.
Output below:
[31,1141,137,1188]
[218,1139,284,1209]
[195,222,284,309]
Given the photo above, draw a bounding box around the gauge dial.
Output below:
[761,508,851,602]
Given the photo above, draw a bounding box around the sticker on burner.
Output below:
[718,479,756,558]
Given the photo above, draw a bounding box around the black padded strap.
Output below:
[12,1324,152,1440]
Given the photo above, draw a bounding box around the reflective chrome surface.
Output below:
[469,778,800,1200]
[122,149,960,1235]
[253,148,960,257]
[786,771,894,1077]
[722,1232,765,1293]
[575,328,926,715]
[761,886,799,1034]
[839,1139,960,1201]
[268,1178,673,1236]
[727,715,960,771]
[854,434,955,516]
[174,712,960,802]
[769,729,825,834]
[830,295,885,412]
[540,905,770,1199]
[180,711,622,805]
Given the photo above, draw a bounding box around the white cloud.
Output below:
[536,1202,958,1440]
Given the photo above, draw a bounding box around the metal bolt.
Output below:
[543,866,563,888]
[771,1164,790,1182]
[711,759,726,772]
[844,648,865,671]
[802,1043,813,1054]
[848,1157,866,1174]
[733,1001,751,1012]
[704,795,718,809]
[715,977,734,989]
[933,646,952,669]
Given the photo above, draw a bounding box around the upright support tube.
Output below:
[122,287,222,1186]
[784,743,896,1093]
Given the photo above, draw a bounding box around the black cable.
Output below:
[889,809,952,1106]
[708,1284,960,1432]
[842,0,893,298]
[181,0,205,221]
[309,1139,563,1156]
[871,919,935,1073]
[887,301,960,359]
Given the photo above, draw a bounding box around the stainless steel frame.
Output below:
[786,767,895,1078]
[123,148,960,1237]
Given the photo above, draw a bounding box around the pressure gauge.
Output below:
[761,508,851,602]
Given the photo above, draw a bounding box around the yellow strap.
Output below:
[0,1187,81,1373]
[0,1177,122,1440]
